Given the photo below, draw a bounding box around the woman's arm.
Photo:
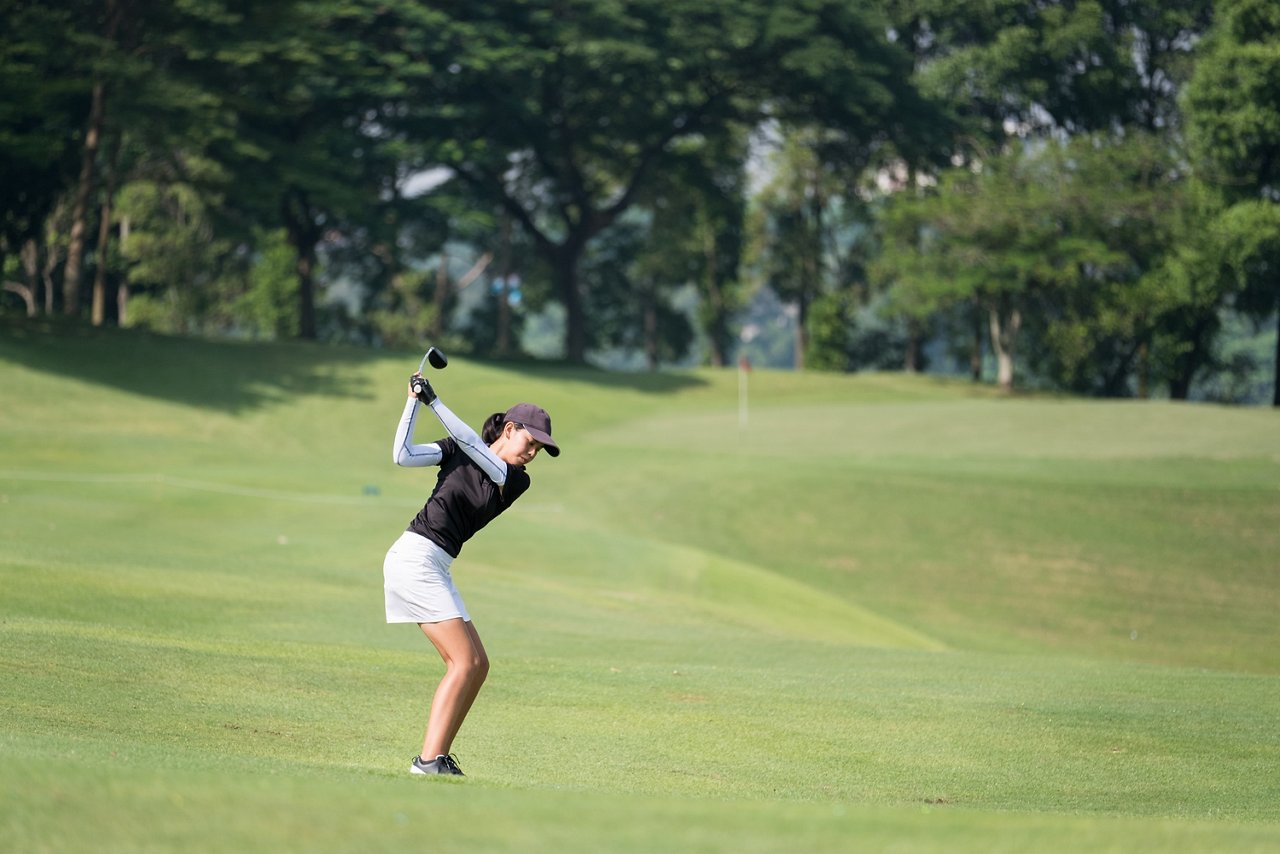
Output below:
[427,397,508,486]
[392,396,444,467]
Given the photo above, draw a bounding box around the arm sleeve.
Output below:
[392,397,445,467]
[428,397,509,486]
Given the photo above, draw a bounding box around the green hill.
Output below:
[2,321,1278,852]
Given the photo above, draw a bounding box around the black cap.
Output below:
[504,403,560,457]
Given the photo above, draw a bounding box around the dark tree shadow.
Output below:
[0,317,709,413]
[1,317,380,413]
[470,355,710,394]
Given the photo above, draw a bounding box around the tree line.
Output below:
[2,0,1277,404]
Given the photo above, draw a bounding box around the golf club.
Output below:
[417,346,448,373]
[411,346,448,404]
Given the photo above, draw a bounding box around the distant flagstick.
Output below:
[738,355,751,428]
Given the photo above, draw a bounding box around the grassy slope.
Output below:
[2,320,1279,852]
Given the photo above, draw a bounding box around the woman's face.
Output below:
[496,422,544,466]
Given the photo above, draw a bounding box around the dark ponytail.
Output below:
[481,412,506,444]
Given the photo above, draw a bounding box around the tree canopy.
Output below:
[2,0,1277,404]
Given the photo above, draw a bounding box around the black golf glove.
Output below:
[410,374,436,405]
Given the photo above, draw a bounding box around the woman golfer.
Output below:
[384,370,558,776]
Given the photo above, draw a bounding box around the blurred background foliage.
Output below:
[2,0,1277,403]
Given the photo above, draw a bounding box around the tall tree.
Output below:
[3,0,282,324]
[875,139,1127,391]
[114,167,247,334]
[0,0,92,293]
[749,132,827,370]
[579,210,695,370]
[61,0,121,316]
[636,133,748,368]
[400,0,943,363]
[1029,134,1201,397]
[202,0,432,340]
[1184,0,1280,405]
[677,134,749,369]
[749,128,882,372]
[887,0,1211,143]
[874,0,1216,395]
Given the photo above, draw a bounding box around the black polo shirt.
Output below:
[407,437,531,558]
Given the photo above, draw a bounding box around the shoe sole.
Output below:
[410,764,461,776]
[410,757,464,776]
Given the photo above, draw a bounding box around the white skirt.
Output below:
[383,531,471,624]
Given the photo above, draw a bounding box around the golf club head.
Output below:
[416,346,449,373]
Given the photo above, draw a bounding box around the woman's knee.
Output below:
[451,650,489,682]
[472,652,490,683]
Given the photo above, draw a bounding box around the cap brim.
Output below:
[526,426,559,457]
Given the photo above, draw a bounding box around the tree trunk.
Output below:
[553,244,588,363]
[1272,308,1279,407]
[970,306,983,381]
[21,238,39,303]
[282,190,320,340]
[796,172,824,372]
[643,291,658,371]
[988,304,1021,392]
[794,299,807,371]
[117,213,130,325]
[91,135,122,326]
[64,0,119,317]
[1169,373,1191,401]
[295,242,318,340]
[64,80,107,316]
[42,235,59,315]
[1137,341,1150,400]
[703,222,727,368]
[1,281,36,316]
[2,240,40,317]
[1168,316,1211,401]
[904,321,920,372]
[1168,334,1198,399]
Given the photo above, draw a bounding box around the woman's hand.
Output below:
[409,372,436,404]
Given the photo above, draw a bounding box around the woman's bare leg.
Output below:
[447,621,489,744]
[418,618,490,758]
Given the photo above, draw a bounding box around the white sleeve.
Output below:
[392,397,444,467]
[428,397,508,486]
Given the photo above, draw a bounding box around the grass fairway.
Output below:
[2,319,1279,852]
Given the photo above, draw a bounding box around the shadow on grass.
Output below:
[0,316,381,413]
[471,354,711,394]
[0,316,710,412]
